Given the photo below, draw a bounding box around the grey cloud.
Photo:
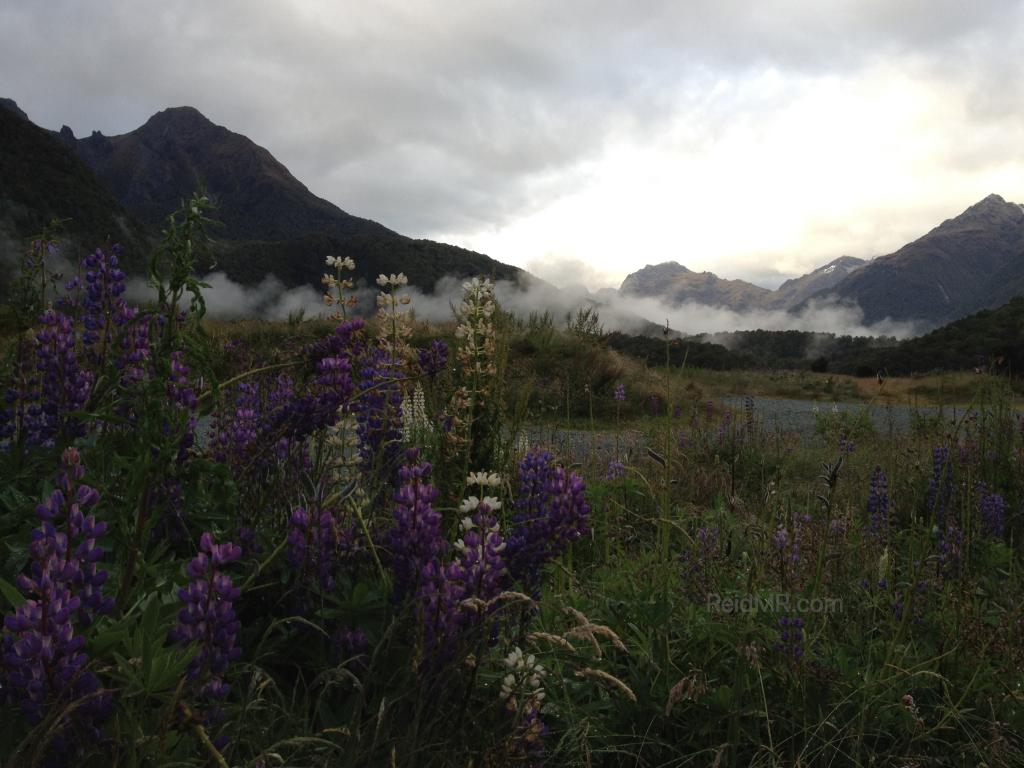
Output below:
[1,1,1022,263]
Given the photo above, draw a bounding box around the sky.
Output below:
[3,0,1023,291]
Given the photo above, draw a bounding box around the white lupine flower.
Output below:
[460,495,499,514]
[466,471,502,488]
[499,646,547,702]
[340,256,355,270]
[460,516,475,532]
[500,673,516,700]
[505,647,524,669]
[459,495,501,514]
[400,385,432,442]
[377,272,409,288]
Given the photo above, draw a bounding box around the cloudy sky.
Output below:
[3,1,1023,290]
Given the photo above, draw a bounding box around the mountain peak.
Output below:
[620,260,771,309]
[945,193,1023,229]
[140,106,217,134]
[620,261,692,294]
[0,98,29,122]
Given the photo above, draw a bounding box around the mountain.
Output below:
[619,261,771,311]
[0,98,29,122]
[0,100,151,278]
[769,255,866,308]
[828,295,1024,376]
[619,196,1024,330]
[57,105,521,290]
[68,107,391,243]
[617,257,864,313]
[800,194,1024,327]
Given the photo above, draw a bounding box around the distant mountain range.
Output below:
[619,254,867,312]
[2,97,1023,333]
[621,195,1024,330]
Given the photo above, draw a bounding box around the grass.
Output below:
[2,269,1022,766]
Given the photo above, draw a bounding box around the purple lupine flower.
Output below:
[28,448,113,626]
[449,503,508,604]
[828,517,847,537]
[838,437,856,455]
[170,532,243,699]
[613,383,625,402]
[353,346,404,477]
[772,527,791,556]
[416,559,463,656]
[168,351,198,411]
[868,466,889,543]
[418,500,508,654]
[28,309,94,446]
[978,484,1005,539]
[603,460,626,481]
[679,525,720,598]
[715,410,733,445]
[294,318,362,433]
[331,627,370,670]
[1,448,111,743]
[166,350,198,454]
[937,519,963,579]
[211,381,260,463]
[697,526,717,551]
[926,446,954,527]
[418,340,449,377]
[208,373,315,527]
[772,515,807,571]
[117,310,156,387]
[287,505,355,595]
[506,450,590,593]
[152,477,190,544]
[386,454,446,600]
[776,615,804,660]
[80,246,129,364]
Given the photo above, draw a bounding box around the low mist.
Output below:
[127,270,920,340]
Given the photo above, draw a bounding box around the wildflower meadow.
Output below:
[1,199,1022,766]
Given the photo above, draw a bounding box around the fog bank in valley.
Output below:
[147,269,920,342]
